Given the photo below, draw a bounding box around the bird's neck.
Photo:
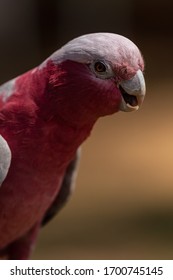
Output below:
[14,65,96,153]
[21,62,97,125]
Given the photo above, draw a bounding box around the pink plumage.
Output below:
[0,33,146,259]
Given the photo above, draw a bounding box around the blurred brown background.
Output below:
[1,0,173,259]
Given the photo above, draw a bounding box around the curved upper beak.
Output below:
[119,69,146,112]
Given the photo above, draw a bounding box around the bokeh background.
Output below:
[0,0,173,259]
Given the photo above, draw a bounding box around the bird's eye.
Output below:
[94,61,107,73]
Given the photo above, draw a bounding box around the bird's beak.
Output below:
[119,69,146,112]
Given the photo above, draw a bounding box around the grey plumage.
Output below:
[0,135,11,186]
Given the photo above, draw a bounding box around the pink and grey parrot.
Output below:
[0,33,145,259]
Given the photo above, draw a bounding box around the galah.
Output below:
[0,33,146,259]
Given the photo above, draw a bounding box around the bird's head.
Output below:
[41,33,146,126]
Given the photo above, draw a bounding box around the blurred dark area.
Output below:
[0,0,173,259]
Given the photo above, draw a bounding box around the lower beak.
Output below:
[119,69,146,112]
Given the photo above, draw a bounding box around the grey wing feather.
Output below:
[0,135,11,186]
[42,148,81,226]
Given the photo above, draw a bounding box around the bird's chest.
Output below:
[2,121,77,199]
[1,137,73,211]
[0,133,75,246]
[0,118,90,248]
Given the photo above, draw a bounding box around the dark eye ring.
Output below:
[94,61,107,73]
